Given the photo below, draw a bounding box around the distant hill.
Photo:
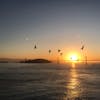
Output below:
[20,59,51,63]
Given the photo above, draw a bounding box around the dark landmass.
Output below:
[0,58,22,63]
[20,59,51,63]
[0,61,8,63]
[0,58,51,63]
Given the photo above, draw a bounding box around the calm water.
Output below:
[0,63,100,100]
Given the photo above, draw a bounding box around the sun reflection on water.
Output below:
[72,62,76,68]
[64,63,82,99]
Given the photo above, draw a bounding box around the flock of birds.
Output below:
[33,43,87,64]
[34,44,63,56]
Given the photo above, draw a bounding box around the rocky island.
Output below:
[20,59,51,63]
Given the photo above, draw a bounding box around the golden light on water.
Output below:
[66,66,81,99]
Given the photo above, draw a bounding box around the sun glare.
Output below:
[70,55,78,61]
[64,52,81,63]
[67,53,80,62]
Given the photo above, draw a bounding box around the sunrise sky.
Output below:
[0,0,100,61]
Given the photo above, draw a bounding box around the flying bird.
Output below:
[49,50,51,54]
[60,53,63,56]
[34,45,37,49]
[81,45,84,50]
[58,49,61,52]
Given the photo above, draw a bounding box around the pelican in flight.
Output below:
[58,49,61,53]
[34,45,37,49]
[49,49,51,54]
[81,45,84,50]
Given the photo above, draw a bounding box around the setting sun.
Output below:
[64,52,81,63]
[70,55,78,61]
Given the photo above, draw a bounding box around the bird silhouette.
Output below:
[81,45,84,50]
[34,45,37,49]
[49,50,51,54]
[58,49,61,53]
